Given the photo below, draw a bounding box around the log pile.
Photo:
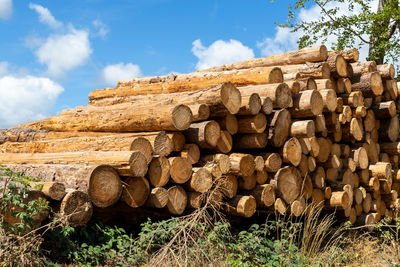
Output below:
[1,45,399,229]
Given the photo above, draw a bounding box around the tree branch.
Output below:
[384,20,400,41]
[315,1,372,44]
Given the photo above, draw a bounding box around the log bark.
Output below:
[350,61,377,75]
[350,72,384,97]
[279,62,331,79]
[371,101,397,119]
[326,54,348,77]
[328,48,359,62]
[290,120,315,138]
[232,133,268,150]
[228,153,255,176]
[290,90,323,118]
[183,120,221,148]
[336,78,352,94]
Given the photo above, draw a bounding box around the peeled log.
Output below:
[350,61,377,75]
[377,64,395,79]
[271,166,302,204]
[226,195,257,218]
[90,67,282,100]
[350,72,383,97]
[238,83,292,109]
[290,120,315,138]
[200,45,328,72]
[121,177,150,208]
[229,153,255,176]
[183,120,221,148]
[60,190,93,227]
[326,54,348,77]
[329,191,350,209]
[0,151,147,177]
[290,90,323,118]
[166,186,187,215]
[279,62,331,79]
[328,48,359,62]
[267,109,291,147]
[0,133,155,164]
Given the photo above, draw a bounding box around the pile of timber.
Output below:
[1,45,399,230]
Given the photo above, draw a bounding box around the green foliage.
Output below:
[280,0,400,71]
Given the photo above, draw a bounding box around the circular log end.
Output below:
[198,104,210,120]
[270,109,291,147]
[218,174,238,198]
[216,130,233,153]
[269,67,284,83]
[322,89,337,112]
[153,131,173,157]
[61,190,93,227]
[274,198,287,215]
[310,90,324,115]
[291,200,304,217]
[350,118,364,141]
[129,151,149,177]
[265,153,282,173]
[237,195,257,218]
[370,72,384,96]
[191,168,213,193]
[225,114,238,135]
[217,154,231,174]
[239,154,255,176]
[262,97,273,115]
[276,83,292,109]
[336,55,348,77]
[122,177,150,208]
[89,165,122,208]
[357,147,369,169]
[220,82,242,114]
[46,182,66,201]
[149,187,169,208]
[248,93,262,115]
[275,166,301,204]
[262,184,275,207]
[149,156,171,187]
[169,157,193,184]
[130,137,153,164]
[283,137,302,166]
[254,156,265,172]
[341,192,350,210]
[181,143,200,164]
[172,104,193,130]
[205,120,221,147]
[170,132,186,152]
[167,186,187,215]
[252,113,267,133]
[319,45,328,60]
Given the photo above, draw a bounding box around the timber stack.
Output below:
[0,45,399,230]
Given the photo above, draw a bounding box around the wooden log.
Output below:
[369,162,392,179]
[238,93,262,115]
[316,137,332,163]
[342,117,364,142]
[320,89,338,112]
[353,106,367,118]
[261,96,273,114]
[200,154,231,174]
[180,144,200,164]
[290,120,315,138]
[249,184,275,207]
[315,78,333,90]
[90,67,282,101]
[350,61,377,75]
[229,153,255,176]
[279,62,331,79]
[328,48,359,62]
[350,72,384,97]
[383,79,398,100]
[290,198,306,217]
[207,130,232,153]
[145,187,169,208]
[183,120,221,148]
[148,156,170,187]
[380,142,400,156]
[215,114,238,135]
[379,116,399,142]
[226,195,256,218]
[237,113,267,133]
[168,157,192,184]
[340,91,364,107]
[233,133,268,150]
[217,174,238,198]
[312,188,325,207]
[285,80,301,94]
[296,77,317,91]
[290,90,323,118]
[187,192,203,209]
[121,177,150,208]
[329,191,350,209]
[377,64,395,79]
[0,151,147,178]
[299,136,320,157]
[371,101,397,119]
[255,169,268,184]
[166,186,187,215]
[238,173,257,190]
[314,114,327,133]
[336,78,352,94]
[282,137,302,166]
[60,190,93,227]
[201,45,328,72]
[31,181,65,201]
[19,103,194,132]
[308,156,317,172]
[274,198,288,215]
[185,167,213,193]
[271,166,302,204]
[238,83,292,109]
[267,109,291,147]
[326,54,348,77]
[351,147,369,169]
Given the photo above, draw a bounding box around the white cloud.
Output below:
[29,3,62,29]
[258,1,379,61]
[0,61,8,76]
[35,26,92,77]
[192,39,254,70]
[92,19,109,39]
[101,63,142,85]
[0,0,12,20]
[0,74,64,128]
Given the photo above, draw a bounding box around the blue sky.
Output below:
[0,0,370,128]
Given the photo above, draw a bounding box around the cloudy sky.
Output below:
[0,0,372,129]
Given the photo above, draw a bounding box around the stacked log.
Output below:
[1,45,399,230]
